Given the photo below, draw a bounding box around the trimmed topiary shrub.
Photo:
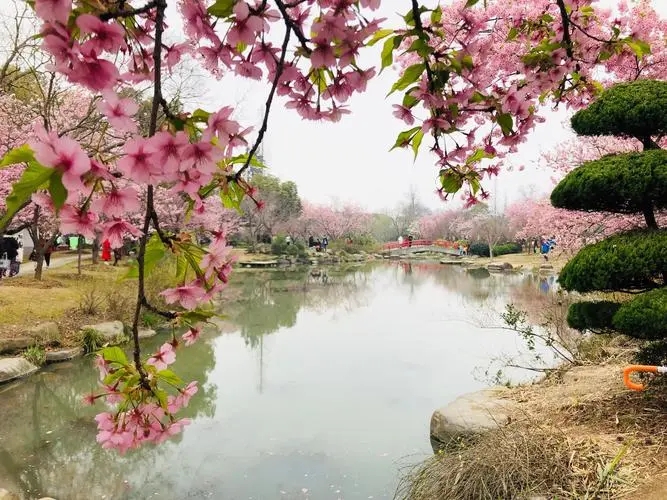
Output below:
[566,301,620,333]
[550,150,667,214]
[558,230,667,293]
[469,242,489,257]
[612,287,667,340]
[492,242,522,256]
[571,80,667,141]
[635,339,667,366]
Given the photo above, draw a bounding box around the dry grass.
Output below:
[397,418,632,500]
[0,262,135,346]
[398,352,667,500]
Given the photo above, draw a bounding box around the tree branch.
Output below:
[141,297,177,320]
[100,1,158,21]
[235,20,292,180]
[273,0,311,53]
[555,0,574,59]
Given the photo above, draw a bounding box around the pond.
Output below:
[0,262,560,500]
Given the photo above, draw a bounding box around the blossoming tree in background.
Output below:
[0,0,662,452]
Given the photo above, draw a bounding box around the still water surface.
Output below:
[0,262,558,500]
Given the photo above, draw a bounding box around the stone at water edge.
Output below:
[0,357,39,384]
[80,320,125,344]
[138,328,157,339]
[0,337,32,355]
[430,387,515,448]
[29,322,60,343]
[45,346,84,363]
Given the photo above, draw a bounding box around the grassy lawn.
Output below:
[0,262,135,346]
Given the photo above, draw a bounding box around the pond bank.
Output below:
[399,336,667,499]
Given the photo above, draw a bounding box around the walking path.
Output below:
[15,254,91,277]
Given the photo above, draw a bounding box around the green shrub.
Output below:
[492,242,522,256]
[550,150,667,215]
[558,230,667,293]
[613,287,667,340]
[635,339,667,365]
[23,345,46,366]
[81,328,104,353]
[571,80,667,140]
[271,235,288,255]
[469,242,489,257]
[566,301,620,333]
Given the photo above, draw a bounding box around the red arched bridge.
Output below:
[382,239,462,256]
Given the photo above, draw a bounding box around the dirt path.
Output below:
[16,255,90,276]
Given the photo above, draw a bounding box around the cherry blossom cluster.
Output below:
[389,0,664,205]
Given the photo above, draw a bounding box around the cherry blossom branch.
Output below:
[273,0,311,54]
[235,21,292,181]
[555,0,574,58]
[140,297,177,320]
[131,0,167,385]
[99,1,158,22]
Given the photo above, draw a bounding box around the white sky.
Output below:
[3,0,666,213]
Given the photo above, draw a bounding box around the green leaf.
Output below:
[465,0,480,7]
[388,63,425,95]
[411,129,424,160]
[440,171,464,193]
[470,91,486,103]
[496,113,514,136]
[101,346,128,366]
[430,6,443,24]
[380,36,396,71]
[0,144,35,168]
[190,108,211,122]
[466,148,494,165]
[179,309,217,326]
[207,0,235,18]
[154,388,169,409]
[48,172,67,210]
[598,50,612,62]
[506,27,519,42]
[0,162,54,228]
[103,369,126,386]
[461,54,474,70]
[124,234,165,279]
[157,369,183,386]
[390,126,421,151]
[221,180,245,212]
[402,90,419,109]
[625,38,651,58]
[367,29,393,47]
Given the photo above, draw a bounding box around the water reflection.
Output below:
[0,262,559,500]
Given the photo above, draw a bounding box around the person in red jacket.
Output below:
[102,239,112,262]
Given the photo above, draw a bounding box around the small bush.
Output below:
[567,301,621,333]
[104,286,134,322]
[78,287,103,316]
[23,345,46,366]
[493,242,523,256]
[141,311,162,328]
[469,242,489,257]
[271,235,288,255]
[81,328,104,353]
[613,287,667,340]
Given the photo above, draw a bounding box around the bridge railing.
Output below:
[382,239,459,251]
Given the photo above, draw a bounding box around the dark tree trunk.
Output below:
[91,234,100,265]
[643,202,659,230]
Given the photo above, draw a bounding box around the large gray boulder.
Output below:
[138,328,157,339]
[45,347,84,363]
[0,337,32,355]
[81,321,126,345]
[0,357,39,384]
[430,387,515,446]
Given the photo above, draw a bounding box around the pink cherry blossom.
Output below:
[34,0,71,24]
[97,92,139,133]
[76,14,126,53]
[160,284,207,310]
[59,205,98,239]
[92,187,140,218]
[102,218,142,248]
[181,327,201,346]
[116,137,159,183]
[31,134,91,192]
[146,343,177,371]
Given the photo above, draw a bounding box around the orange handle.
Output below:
[623,365,658,391]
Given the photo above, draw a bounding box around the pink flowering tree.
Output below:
[288,202,372,241]
[0,0,661,453]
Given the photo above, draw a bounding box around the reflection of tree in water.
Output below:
[507,273,566,326]
[226,267,372,348]
[389,261,526,305]
[0,333,219,500]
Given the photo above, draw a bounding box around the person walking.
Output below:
[102,239,112,262]
[321,236,329,252]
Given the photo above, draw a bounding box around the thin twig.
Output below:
[235,19,292,180]
[100,0,158,21]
